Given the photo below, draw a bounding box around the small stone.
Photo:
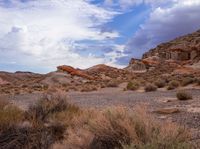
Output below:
[154,108,180,114]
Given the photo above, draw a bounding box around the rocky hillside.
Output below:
[143,29,200,62]
[126,29,200,73]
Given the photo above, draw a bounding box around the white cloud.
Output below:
[0,0,120,72]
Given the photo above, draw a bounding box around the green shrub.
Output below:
[181,77,194,86]
[145,84,157,92]
[127,81,139,91]
[154,79,166,88]
[176,91,192,100]
[167,80,179,90]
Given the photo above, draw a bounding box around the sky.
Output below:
[0,0,200,73]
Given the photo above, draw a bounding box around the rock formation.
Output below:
[57,65,93,80]
[142,29,200,63]
[125,58,147,72]
[127,29,200,72]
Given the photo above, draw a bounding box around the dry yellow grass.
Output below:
[0,96,193,149]
[53,105,192,149]
[0,99,24,131]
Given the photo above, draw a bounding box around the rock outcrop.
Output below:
[125,58,147,72]
[142,29,200,63]
[85,64,127,80]
[127,29,200,72]
[57,65,93,80]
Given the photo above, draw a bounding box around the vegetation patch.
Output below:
[126,81,139,91]
[154,79,166,88]
[176,91,192,100]
[181,77,195,86]
[167,80,180,90]
[145,84,157,92]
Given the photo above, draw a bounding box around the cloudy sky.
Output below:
[0,0,200,73]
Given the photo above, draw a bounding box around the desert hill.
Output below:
[1,29,200,94]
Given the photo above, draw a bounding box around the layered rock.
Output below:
[125,58,147,72]
[142,29,200,63]
[127,29,200,72]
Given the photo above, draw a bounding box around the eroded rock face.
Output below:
[125,58,147,72]
[142,29,200,63]
[127,29,200,73]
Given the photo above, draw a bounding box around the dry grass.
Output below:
[0,94,68,149]
[0,99,24,131]
[54,106,192,149]
[0,96,193,149]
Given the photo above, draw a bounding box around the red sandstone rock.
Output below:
[57,65,93,80]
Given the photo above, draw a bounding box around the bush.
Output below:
[0,124,65,149]
[0,99,24,131]
[197,78,200,86]
[81,86,97,92]
[107,81,119,87]
[145,84,157,92]
[127,81,139,91]
[0,95,68,149]
[154,79,166,88]
[176,91,192,100]
[86,107,191,149]
[181,77,194,86]
[25,94,69,126]
[167,80,180,90]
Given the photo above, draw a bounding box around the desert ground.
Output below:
[1,85,200,140]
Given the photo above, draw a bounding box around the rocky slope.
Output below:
[143,29,200,62]
[126,29,200,73]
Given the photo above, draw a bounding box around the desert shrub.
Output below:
[197,78,200,86]
[86,107,191,149]
[145,84,157,92]
[0,124,65,149]
[0,95,69,149]
[0,99,24,131]
[176,91,192,100]
[167,80,180,90]
[154,79,166,88]
[107,81,119,87]
[25,94,68,126]
[127,81,139,91]
[181,77,194,86]
[81,86,97,92]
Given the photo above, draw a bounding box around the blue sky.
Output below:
[0,0,200,73]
